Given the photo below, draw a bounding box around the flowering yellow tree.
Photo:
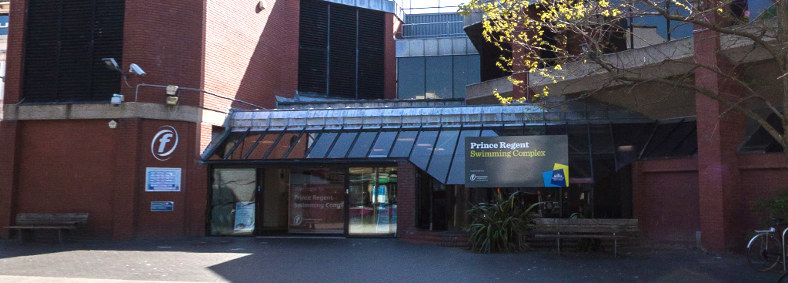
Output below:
[460,0,788,166]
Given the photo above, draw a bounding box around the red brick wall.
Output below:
[0,121,20,238]
[203,0,299,110]
[632,158,700,247]
[135,120,206,238]
[122,1,206,106]
[14,120,120,239]
[4,0,26,104]
[737,153,788,236]
[396,161,416,235]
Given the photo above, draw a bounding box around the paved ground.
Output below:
[0,237,784,282]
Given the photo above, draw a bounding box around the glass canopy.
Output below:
[202,102,698,185]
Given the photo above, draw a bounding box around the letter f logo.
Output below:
[158,133,173,153]
[151,126,179,161]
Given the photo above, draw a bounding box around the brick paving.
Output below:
[0,237,783,282]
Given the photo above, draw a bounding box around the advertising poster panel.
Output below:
[465,136,569,188]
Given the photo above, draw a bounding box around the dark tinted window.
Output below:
[298,0,384,98]
[24,0,125,102]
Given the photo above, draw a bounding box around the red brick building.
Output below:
[0,0,399,240]
[1,0,785,255]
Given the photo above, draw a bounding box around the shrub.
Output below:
[466,192,540,253]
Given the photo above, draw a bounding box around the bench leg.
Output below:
[556,232,561,256]
[58,229,63,244]
[613,233,617,258]
[16,228,23,244]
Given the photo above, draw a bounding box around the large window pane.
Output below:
[369,131,397,158]
[289,168,345,234]
[427,130,460,183]
[390,131,418,157]
[397,57,425,99]
[210,168,256,236]
[452,55,480,99]
[425,56,453,99]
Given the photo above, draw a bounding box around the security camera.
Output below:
[101,58,121,72]
[111,93,124,106]
[129,63,146,76]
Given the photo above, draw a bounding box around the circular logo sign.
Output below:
[470,174,477,181]
[151,126,179,161]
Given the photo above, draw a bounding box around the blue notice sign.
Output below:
[151,201,174,212]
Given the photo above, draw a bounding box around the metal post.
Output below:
[783,227,787,272]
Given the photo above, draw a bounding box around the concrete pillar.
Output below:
[693,27,746,252]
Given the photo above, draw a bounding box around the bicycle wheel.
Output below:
[747,233,782,271]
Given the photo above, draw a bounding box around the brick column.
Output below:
[693,27,746,252]
[0,121,19,239]
[184,122,209,236]
[396,161,416,235]
[112,118,141,241]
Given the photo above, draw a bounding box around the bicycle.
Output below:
[747,218,788,272]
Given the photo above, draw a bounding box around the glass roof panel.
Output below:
[389,131,418,158]
[348,132,378,158]
[286,132,314,159]
[307,133,338,159]
[426,130,460,183]
[268,132,302,159]
[446,129,481,184]
[327,132,358,158]
[369,131,397,158]
[247,133,281,159]
[409,130,439,169]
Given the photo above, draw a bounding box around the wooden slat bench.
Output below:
[6,213,89,243]
[530,218,639,257]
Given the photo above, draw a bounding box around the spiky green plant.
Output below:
[466,192,540,253]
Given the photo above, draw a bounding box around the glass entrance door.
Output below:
[349,167,397,235]
[210,168,257,236]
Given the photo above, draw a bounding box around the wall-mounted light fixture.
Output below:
[257,1,267,10]
[108,120,118,129]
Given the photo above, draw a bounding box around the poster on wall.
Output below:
[465,136,569,188]
[145,167,182,192]
[233,202,255,233]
